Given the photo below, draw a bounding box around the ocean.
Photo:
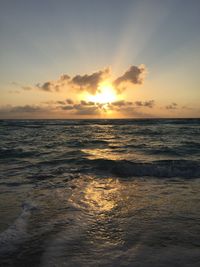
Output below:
[0,119,200,267]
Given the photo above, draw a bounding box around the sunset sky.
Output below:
[0,0,200,118]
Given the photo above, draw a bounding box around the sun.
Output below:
[87,81,117,104]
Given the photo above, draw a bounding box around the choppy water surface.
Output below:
[0,119,200,267]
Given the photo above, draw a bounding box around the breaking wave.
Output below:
[81,158,200,178]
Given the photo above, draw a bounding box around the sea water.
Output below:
[0,119,200,266]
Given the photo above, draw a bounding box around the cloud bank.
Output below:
[20,65,147,95]
[0,98,155,118]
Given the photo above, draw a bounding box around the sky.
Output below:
[0,0,200,118]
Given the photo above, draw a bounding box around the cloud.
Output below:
[34,68,110,94]
[19,65,146,94]
[166,102,177,110]
[104,99,155,118]
[57,101,66,105]
[75,106,100,115]
[109,100,155,109]
[107,103,154,118]
[0,105,48,114]
[80,100,95,106]
[60,74,70,81]
[114,65,147,91]
[10,105,46,113]
[11,65,147,107]
[36,82,52,92]
[71,68,110,94]
[0,104,61,119]
[36,74,71,92]
[61,101,100,115]
[61,105,74,110]
[11,82,33,91]
[0,97,155,118]
[57,99,74,105]
[110,100,132,107]
[36,81,61,92]
[66,98,74,104]
[135,100,155,108]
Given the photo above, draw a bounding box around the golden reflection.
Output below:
[69,176,145,217]
[68,176,146,247]
[83,179,121,212]
[69,177,124,215]
[82,148,122,161]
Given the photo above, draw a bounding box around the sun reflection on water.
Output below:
[83,179,121,213]
[69,177,123,215]
[82,148,122,161]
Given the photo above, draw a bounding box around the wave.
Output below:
[67,139,108,148]
[79,158,200,178]
[0,201,37,255]
[0,148,39,159]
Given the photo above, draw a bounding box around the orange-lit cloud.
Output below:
[114,65,147,93]
[0,98,155,118]
[19,65,147,95]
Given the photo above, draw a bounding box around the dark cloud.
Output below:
[45,99,74,108]
[60,99,102,115]
[34,68,109,94]
[61,105,74,110]
[0,105,60,119]
[104,99,155,117]
[36,82,52,92]
[135,100,155,108]
[29,65,146,94]
[66,99,74,104]
[109,100,155,109]
[36,81,61,92]
[36,82,61,92]
[35,74,70,92]
[114,65,146,90]
[107,103,154,118]
[57,101,66,105]
[0,105,46,114]
[166,103,177,110]
[12,105,46,113]
[75,106,99,115]
[12,65,147,96]
[80,100,95,106]
[61,101,99,115]
[60,74,70,81]
[42,100,57,105]
[111,100,133,107]
[71,68,110,94]
[0,97,155,118]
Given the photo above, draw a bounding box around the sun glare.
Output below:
[87,82,117,104]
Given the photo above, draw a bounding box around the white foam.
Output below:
[0,201,36,255]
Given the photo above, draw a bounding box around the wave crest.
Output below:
[82,158,200,178]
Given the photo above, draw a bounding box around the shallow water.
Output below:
[0,119,200,266]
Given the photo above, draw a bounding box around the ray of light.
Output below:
[112,1,171,76]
